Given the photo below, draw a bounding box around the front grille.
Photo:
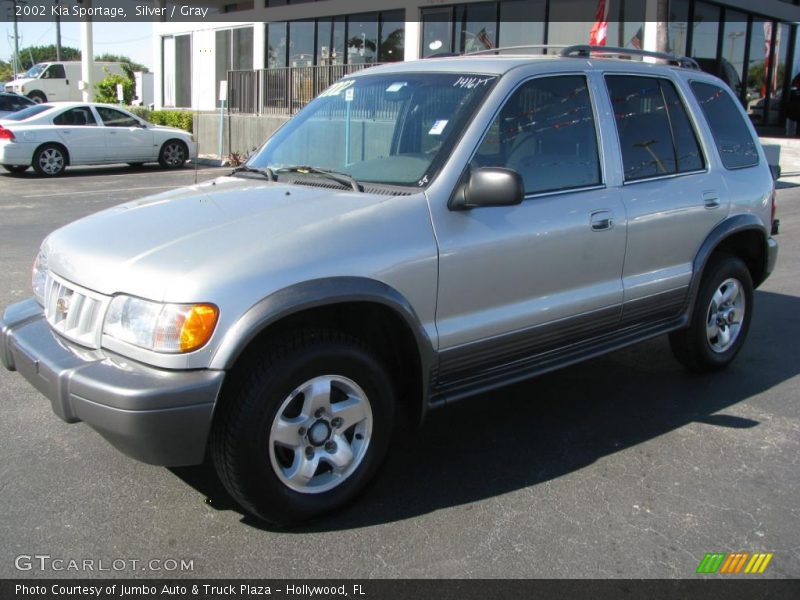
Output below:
[43,274,109,349]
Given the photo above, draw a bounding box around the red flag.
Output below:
[589,0,609,46]
[762,22,772,98]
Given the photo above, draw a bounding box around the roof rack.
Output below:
[560,45,701,70]
[466,44,568,56]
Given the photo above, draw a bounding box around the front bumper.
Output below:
[1,299,225,466]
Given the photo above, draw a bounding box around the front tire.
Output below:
[211,330,395,526]
[27,91,46,103]
[158,140,188,169]
[32,144,67,177]
[669,254,753,372]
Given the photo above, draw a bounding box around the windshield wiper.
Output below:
[275,165,362,192]
[231,165,276,181]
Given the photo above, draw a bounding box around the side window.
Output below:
[606,76,704,182]
[0,97,9,111]
[53,107,97,126]
[96,107,139,128]
[11,96,33,111]
[471,75,601,195]
[44,65,66,79]
[690,81,758,169]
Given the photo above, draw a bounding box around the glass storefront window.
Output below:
[691,1,721,60]
[317,18,332,65]
[746,18,769,124]
[233,27,254,71]
[267,21,288,68]
[215,29,231,89]
[379,10,405,62]
[605,0,645,50]
[498,0,545,50]
[289,20,315,67]
[547,0,601,47]
[175,34,192,108]
[455,2,496,53]
[348,14,379,64]
[332,18,346,65]
[721,10,747,100]
[421,8,452,58]
[667,0,690,55]
[770,22,791,124]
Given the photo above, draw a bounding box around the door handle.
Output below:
[703,191,720,209]
[590,210,614,231]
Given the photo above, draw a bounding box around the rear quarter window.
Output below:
[690,81,758,169]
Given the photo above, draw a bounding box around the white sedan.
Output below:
[0,102,197,176]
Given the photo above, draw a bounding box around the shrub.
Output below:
[94,63,136,105]
[147,110,194,133]
[125,106,152,121]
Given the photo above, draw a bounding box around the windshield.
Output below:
[23,64,47,79]
[3,104,53,121]
[247,72,498,187]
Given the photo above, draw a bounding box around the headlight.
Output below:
[32,251,48,305]
[103,295,219,353]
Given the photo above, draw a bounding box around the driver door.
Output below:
[95,106,155,161]
[430,74,627,385]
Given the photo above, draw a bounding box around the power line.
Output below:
[61,34,152,45]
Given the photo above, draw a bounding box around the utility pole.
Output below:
[54,0,62,61]
[12,0,21,78]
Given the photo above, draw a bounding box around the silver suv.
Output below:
[0,46,779,525]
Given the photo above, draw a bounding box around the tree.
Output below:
[95,53,149,74]
[15,45,81,71]
[10,46,147,75]
[0,59,13,82]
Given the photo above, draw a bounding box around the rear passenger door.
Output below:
[605,74,728,325]
[432,74,627,383]
[52,106,106,163]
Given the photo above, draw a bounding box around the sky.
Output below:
[2,21,153,68]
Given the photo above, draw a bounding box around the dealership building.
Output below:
[153,0,800,127]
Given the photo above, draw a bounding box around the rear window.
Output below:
[690,81,758,169]
[0,94,30,111]
[3,104,53,121]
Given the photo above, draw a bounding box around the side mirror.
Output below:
[449,167,525,210]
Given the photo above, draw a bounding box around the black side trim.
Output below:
[210,277,436,416]
[620,288,687,326]
[438,305,621,384]
[431,314,687,407]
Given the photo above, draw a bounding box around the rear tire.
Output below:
[2,165,28,174]
[211,330,395,526]
[32,144,67,177]
[158,140,188,169]
[669,254,753,372]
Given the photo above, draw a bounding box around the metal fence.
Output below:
[227,64,382,115]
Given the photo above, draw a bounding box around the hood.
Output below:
[43,176,414,303]
[5,77,35,89]
[149,124,189,136]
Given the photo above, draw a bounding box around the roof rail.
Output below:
[560,45,701,70]
[466,44,568,56]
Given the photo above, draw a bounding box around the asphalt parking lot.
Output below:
[0,164,798,579]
